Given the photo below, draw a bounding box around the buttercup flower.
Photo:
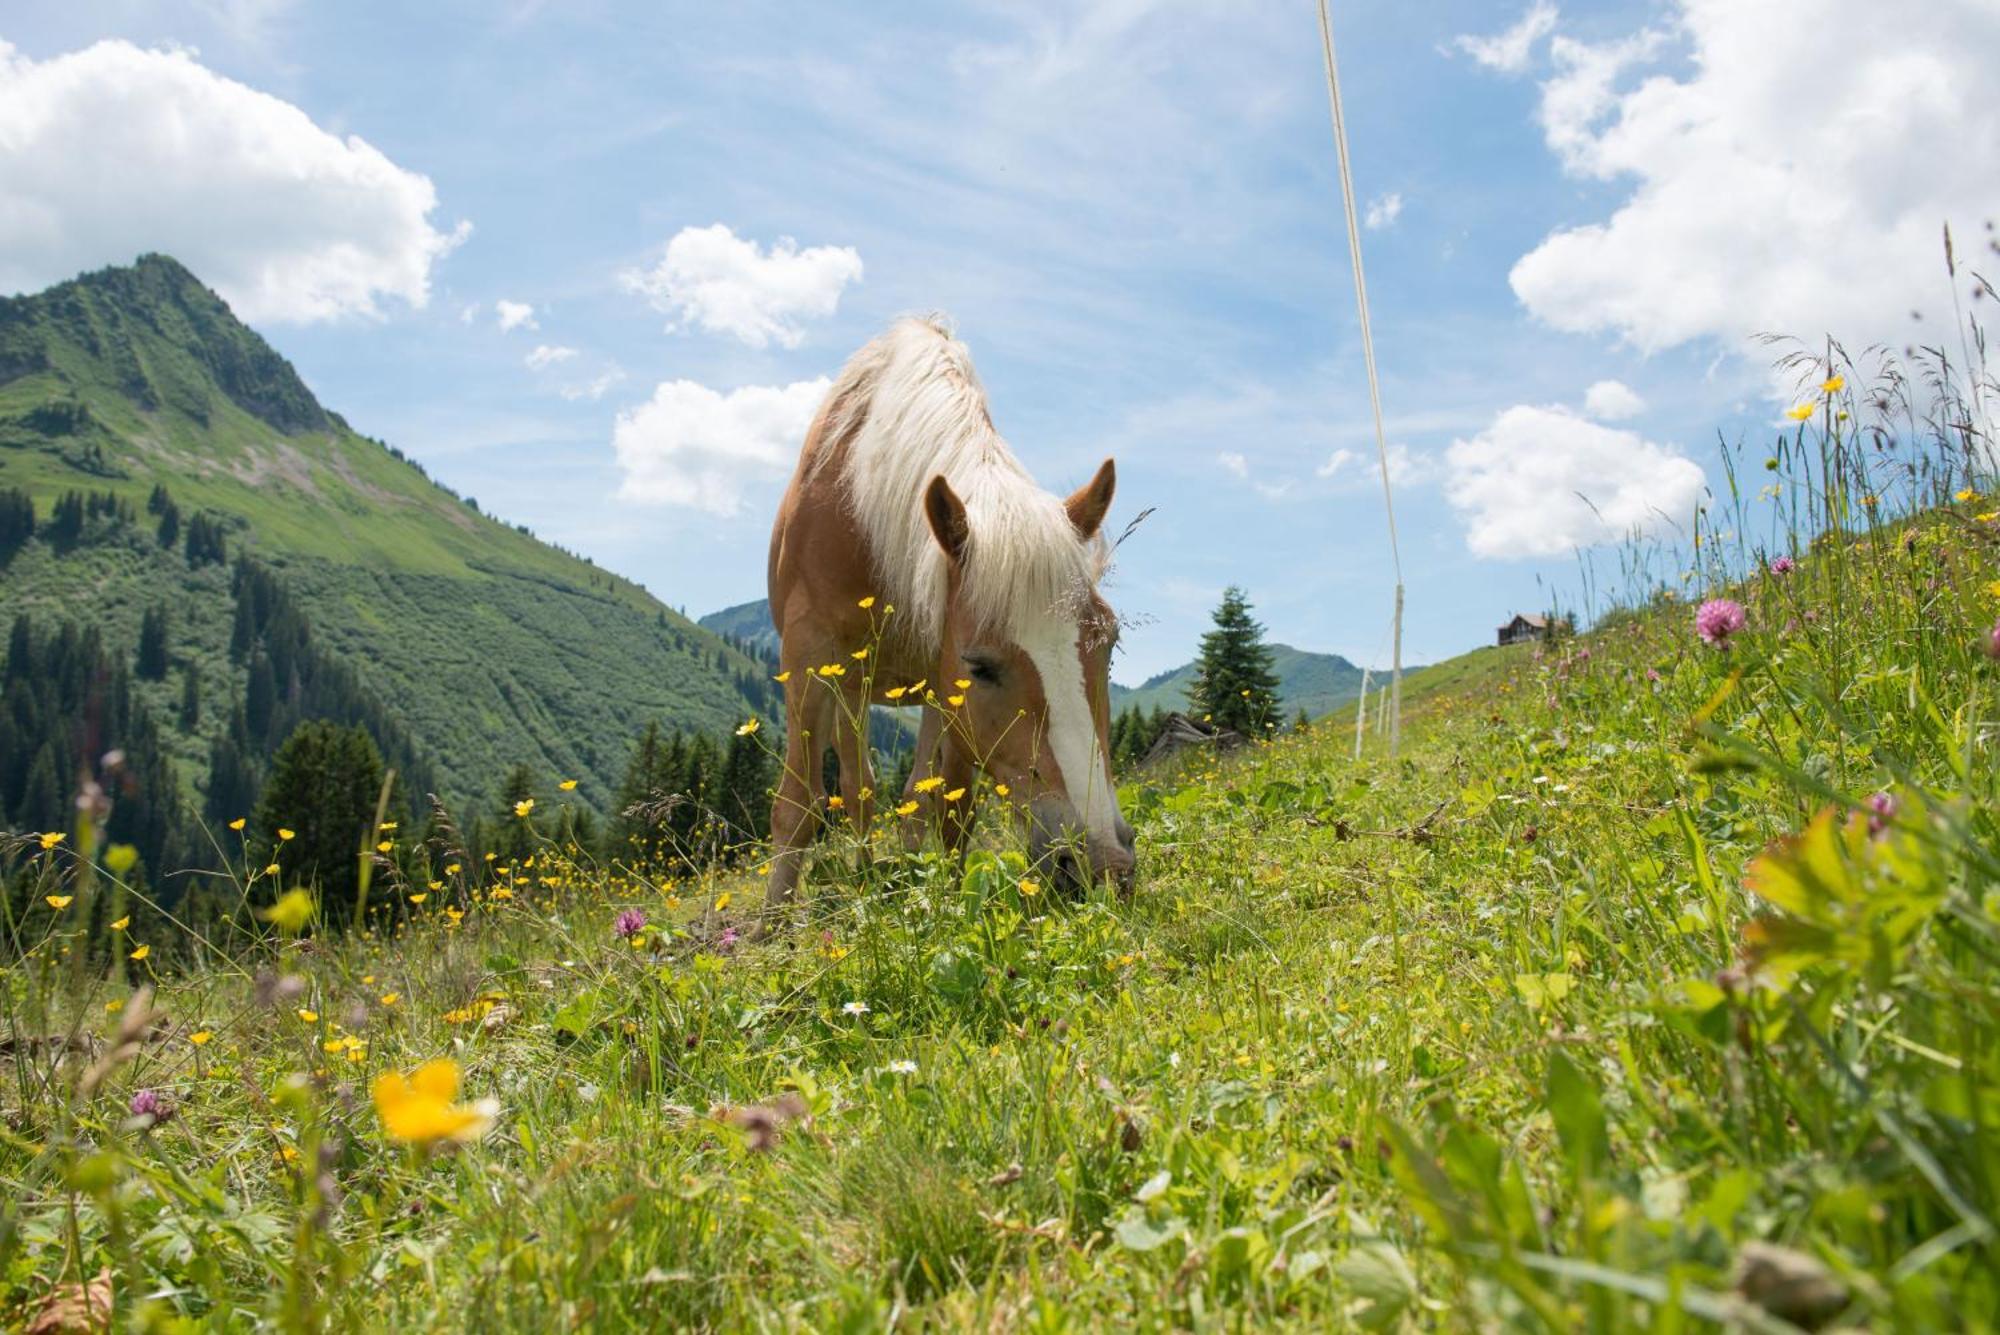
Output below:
[371,1059,498,1146]
[1695,598,1746,647]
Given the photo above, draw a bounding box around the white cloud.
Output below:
[495,299,537,332]
[1217,451,1249,479]
[620,224,863,348]
[1317,447,1357,478]
[1445,405,1704,559]
[1510,1,2000,364]
[1582,379,1645,420]
[524,344,577,370]
[0,39,465,323]
[1317,442,1434,487]
[561,368,626,402]
[1454,1,1559,73]
[1363,192,1404,231]
[613,377,829,515]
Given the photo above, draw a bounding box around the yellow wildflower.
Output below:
[445,863,461,876]
[189,1030,213,1046]
[736,717,761,736]
[38,832,64,851]
[298,1009,318,1023]
[1786,404,1814,421]
[128,944,149,961]
[1954,488,1977,502]
[827,794,845,809]
[773,670,792,683]
[380,993,399,1006]
[1020,879,1041,898]
[408,893,428,905]
[228,817,247,832]
[371,1059,498,1146]
[818,662,847,677]
[45,894,72,910]
[559,778,578,791]
[513,798,535,817]
[884,686,907,700]
[994,783,1011,797]
[943,787,966,803]
[1822,374,1844,393]
[110,916,130,931]
[954,678,971,690]
[946,694,965,707]
[278,828,295,842]
[263,863,281,876]
[915,776,945,794]
[260,888,314,933]
[895,800,919,817]
[714,891,732,912]
[858,595,876,609]
[376,840,393,853]
[908,679,926,693]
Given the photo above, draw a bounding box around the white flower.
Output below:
[886,1060,918,1076]
[842,1001,870,1017]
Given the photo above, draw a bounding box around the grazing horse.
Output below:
[764,316,1136,909]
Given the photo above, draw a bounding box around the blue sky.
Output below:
[5,1,1994,681]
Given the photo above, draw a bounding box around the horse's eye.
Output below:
[964,655,1001,685]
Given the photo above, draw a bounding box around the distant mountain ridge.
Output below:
[698,598,1375,721]
[0,255,779,818]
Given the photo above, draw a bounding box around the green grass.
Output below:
[5,334,2000,1328]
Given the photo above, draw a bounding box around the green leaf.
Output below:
[1114,1208,1185,1252]
[1546,1051,1609,1181]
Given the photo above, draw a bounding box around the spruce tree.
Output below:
[253,720,387,929]
[136,605,169,680]
[179,662,202,730]
[489,764,541,865]
[1190,586,1280,736]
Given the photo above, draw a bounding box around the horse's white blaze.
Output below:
[1021,619,1118,842]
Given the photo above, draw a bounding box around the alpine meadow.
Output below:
[5,4,2000,1333]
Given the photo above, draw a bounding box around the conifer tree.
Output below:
[253,720,387,928]
[136,605,169,680]
[179,662,202,730]
[1190,586,1280,736]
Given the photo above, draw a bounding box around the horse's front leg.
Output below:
[764,677,832,914]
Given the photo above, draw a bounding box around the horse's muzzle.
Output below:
[1027,796,1136,895]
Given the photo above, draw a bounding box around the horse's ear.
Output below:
[925,474,971,566]
[1064,458,1116,539]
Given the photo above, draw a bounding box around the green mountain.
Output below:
[696,598,1374,722]
[0,255,778,821]
[699,598,781,661]
[1108,644,1375,720]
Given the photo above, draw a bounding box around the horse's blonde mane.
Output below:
[817,317,1108,648]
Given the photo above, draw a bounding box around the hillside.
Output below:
[701,598,1372,721]
[8,464,1995,1327]
[0,256,777,819]
[1110,642,1378,718]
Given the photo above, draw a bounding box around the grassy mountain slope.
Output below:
[1109,642,1376,718]
[698,598,781,659]
[8,472,1995,1327]
[0,256,776,813]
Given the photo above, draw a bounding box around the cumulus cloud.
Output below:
[1217,451,1250,479]
[1363,192,1404,231]
[495,300,538,332]
[613,377,829,515]
[620,224,863,348]
[0,39,465,322]
[1582,379,1645,420]
[1444,405,1705,558]
[1454,1,1558,73]
[524,344,576,370]
[1509,1,2000,362]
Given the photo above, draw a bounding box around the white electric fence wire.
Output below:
[1314,0,1404,759]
